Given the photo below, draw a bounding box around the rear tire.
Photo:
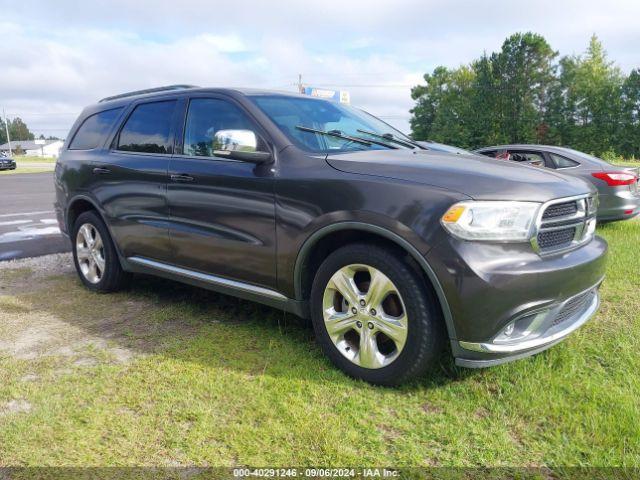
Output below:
[310,243,444,386]
[72,211,130,292]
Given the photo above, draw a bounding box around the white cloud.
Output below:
[1,0,638,137]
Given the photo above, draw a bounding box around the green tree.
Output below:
[9,117,35,141]
[468,54,503,146]
[620,69,640,157]
[410,66,475,148]
[410,33,632,156]
[556,35,623,155]
[0,118,6,145]
[491,32,557,143]
[410,66,450,142]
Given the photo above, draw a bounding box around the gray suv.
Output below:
[55,86,607,385]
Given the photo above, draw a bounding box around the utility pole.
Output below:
[3,109,11,157]
[297,74,304,93]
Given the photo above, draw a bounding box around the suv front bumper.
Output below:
[455,281,601,367]
[426,234,607,368]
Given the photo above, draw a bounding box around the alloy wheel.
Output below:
[322,264,408,369]
[76,223,105,284]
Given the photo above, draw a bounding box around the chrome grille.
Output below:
[537,227,576,249]
[533,195,597,255]
[542,201,578,220]
[552,290,595,327]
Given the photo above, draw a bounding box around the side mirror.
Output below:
[212,129,272,164]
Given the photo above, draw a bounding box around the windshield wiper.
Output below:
[356,129,422,149]
[295,126,397,149]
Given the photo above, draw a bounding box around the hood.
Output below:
[326,149,595,202]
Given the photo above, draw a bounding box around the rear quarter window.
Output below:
[550,153,580,169]
[68,108,123,150]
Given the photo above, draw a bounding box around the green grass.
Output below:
[0,223,638,468]
[614,162,640,167]
[13,155,56,164]
[0,156,56,174]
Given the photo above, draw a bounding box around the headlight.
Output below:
[441,201,541,241]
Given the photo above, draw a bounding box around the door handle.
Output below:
[92,167,111,175]
[170,173,194,182]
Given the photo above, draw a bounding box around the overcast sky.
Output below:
[1,0,638,138]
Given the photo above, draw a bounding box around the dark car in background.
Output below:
[0,157,16,170]
[475,145,640,222]
[55,86,607,385]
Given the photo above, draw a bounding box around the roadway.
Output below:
[0,172,70,261]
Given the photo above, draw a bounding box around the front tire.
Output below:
[310,243,444,386]
[72,211,130,292]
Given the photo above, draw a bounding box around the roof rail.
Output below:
[98,85,198,103]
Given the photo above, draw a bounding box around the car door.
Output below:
[167,95,277,289]
[97,99,178,261]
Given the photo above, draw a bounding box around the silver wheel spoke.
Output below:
[365,267,394,309]
[76,245,91,261]
[94,252,106,272]
[328,268,360,306]
[358,328,383,369]
[88,259,98,282]
[324,309,357,337]
[376,313,408,349]
[80,224,94,247]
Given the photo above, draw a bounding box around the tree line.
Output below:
[410,33,640,159]
[0,117,35,145]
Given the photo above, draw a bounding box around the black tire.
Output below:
[310,243,444,386]
[72,210,130,292]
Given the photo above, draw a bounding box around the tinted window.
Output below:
[69,108,122,150]
[117,101,176,154]
[550,153,580,169]
[183,99,256,157]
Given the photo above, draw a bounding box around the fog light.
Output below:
[493,309,550,344]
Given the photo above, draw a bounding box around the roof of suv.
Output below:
[96,85,312,108]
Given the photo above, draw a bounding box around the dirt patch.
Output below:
[0,399,32,416]
[0,253,74,293]
[421,402,444,415]
[20,374,39,383]
[0,254,206,371]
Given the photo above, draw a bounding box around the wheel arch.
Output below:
[66,195,101,233]
[66,195,126,264]
[293,222,457,340]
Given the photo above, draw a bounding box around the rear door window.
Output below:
[69,108,123,150]
[116,101,176,154]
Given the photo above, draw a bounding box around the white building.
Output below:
[0,139,65,158]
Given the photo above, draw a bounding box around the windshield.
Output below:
[249,95,415,153]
